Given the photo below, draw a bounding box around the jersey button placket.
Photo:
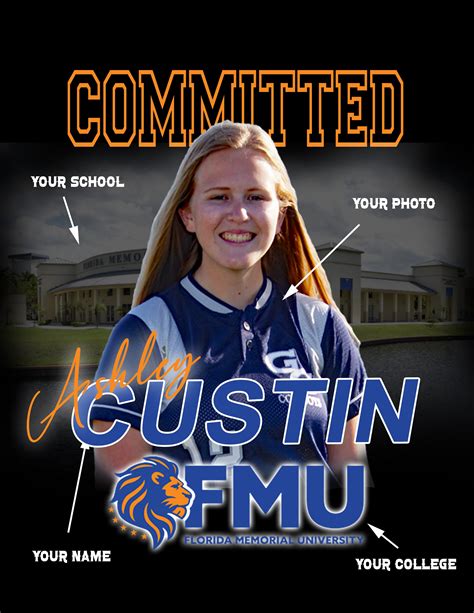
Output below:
[241,319,254,355]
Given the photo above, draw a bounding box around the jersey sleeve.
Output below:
[320,306,367,420]
[90,313,162,430]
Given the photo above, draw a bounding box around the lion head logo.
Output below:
[110,456,194,550]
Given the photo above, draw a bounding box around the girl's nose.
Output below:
[226,199,250,222]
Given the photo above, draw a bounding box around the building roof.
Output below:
[50,273,138,293]
[412,259,462,269]
[8,252,49,260]
[317,242,364,254]
[361,278,435,294]
[42,257,76,265]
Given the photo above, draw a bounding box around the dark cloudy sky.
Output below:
[2,143,471,275]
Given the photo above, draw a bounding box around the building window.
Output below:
[107,288,113,297]
[89,290,92,298]
[82,291,85,299]
[106,305,115,322]
[340,278,353,291]
[123,288,131,296]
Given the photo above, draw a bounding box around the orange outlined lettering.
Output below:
[67,70,101,147]
[103,71,136,147]
[336,71,368,147]
[370,70,403,146]
[67,69,404,148]
[297,70,334,148]
[138,70,187,147]
[259,71,295,147]
[188,70,237,145]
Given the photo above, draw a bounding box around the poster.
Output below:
[2,49,471,608]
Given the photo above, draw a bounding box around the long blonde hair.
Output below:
[133,120,334,307]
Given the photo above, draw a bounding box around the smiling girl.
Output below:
[92,121,368,484]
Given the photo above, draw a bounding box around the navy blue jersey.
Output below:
[90,273,366,476]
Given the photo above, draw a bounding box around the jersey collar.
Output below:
[180,273,273,314]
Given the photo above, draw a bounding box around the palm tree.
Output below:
[75,301,87,323]
[115,306,125,322]
[94,302,107,327]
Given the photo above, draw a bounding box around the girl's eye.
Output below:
[209,194,266,201]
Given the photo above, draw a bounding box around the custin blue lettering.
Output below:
[273,378,329,444]
[72,381,131,446]
[184,464,365,530]
[141,379,203,446]
[72,377,419,448]
[206,378,264,445]
[325,378,354,443]
[355,377,420,443]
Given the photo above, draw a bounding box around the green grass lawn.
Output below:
[353,322,474,342]
[0,327,111,367]
[1,322,473,368]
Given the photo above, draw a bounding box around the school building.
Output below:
[17,245,474,325]
[317,243,473,324]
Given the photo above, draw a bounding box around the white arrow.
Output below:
[368,523,399,549]
[63,196,80,244]
[283,223,360,300]
[67,443,90,533]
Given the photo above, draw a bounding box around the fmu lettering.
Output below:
[108,456,365,547]
[184,463,366,530]
[73,376,419,447]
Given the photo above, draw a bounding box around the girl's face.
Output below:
[179,147,285,276]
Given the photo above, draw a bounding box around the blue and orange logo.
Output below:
[108,456,194,550]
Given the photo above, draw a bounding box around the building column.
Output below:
[393,293,398,322]
[92,289,98,324]
[363,291,369,323]
[54,295,59,320]
[452,290,458,322]
[351,277,361,325]
[379,292,384,323]
[418,294,423,321]
[116,288,121,322]
[406,294,411,321]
